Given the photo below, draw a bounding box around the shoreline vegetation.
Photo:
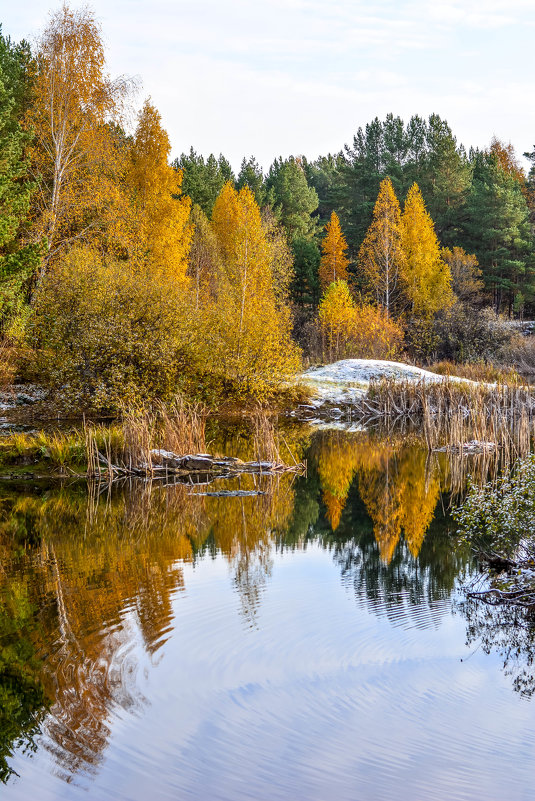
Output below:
[0,404,306,482]
[2,6,535,422]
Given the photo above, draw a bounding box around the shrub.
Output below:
[318,280,403,362]
[433,302,513,363]
[30,247,202,411]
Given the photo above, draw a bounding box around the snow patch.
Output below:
[300,359,478,408]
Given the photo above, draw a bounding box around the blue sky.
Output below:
[2,0,534,171]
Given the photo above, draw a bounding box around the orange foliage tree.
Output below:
[319,211,349,290]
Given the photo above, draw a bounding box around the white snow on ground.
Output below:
[300,359,478,407]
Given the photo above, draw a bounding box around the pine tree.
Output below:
[357,177,406,315]
[400,183,453,317]
[0,28,41,335]
[319,211,349,290]
[265,157,319,240]
[237,156,265,207]
[290,236,320,307]
[463,150,534,314]
[173,148,234,216]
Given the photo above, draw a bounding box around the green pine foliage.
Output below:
[463,150,534,314]
[172,148,235,216]
[265,156,319,240]
[0,28,42,338]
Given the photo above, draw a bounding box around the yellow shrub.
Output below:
[318,280,403,361]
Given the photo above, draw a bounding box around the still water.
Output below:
[1,425,535,801]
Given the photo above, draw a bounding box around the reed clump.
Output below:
[356,378,535,463]
[84,399,208,474]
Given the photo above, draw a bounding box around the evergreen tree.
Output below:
[303,152,344,228]
[237,156,265,207]
[290,236,320,307]
[173,148,234,216]
[265,156,319,240]
[0,27,41,335]
[463,150,534,314]
[328,114,470,254]
[417,114,471,245]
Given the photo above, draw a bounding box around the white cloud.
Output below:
[2,0,534,169]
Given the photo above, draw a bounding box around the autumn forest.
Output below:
[1,5,535,410]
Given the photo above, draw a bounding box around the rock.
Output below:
[434,440,496,454]
[150,449,183,467]
[192,490,267,497]
[181,455,214,470]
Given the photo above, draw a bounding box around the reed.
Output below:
[251,410,281,464]
[354,378,535,465]
[82,400,208,474]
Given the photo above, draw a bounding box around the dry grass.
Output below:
[429,360,521,385]
[0,342,16,388]
[355,379,535,467]
[251,410,281,463]
[84,399,208,474]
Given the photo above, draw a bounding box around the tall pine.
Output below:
[463,150,534,314]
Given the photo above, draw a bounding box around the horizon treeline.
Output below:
[1,4,534,409]
[178,121,535,318]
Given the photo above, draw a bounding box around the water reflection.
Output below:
[0,424,517,793]
[314,431,442,562]
[457,595,535,698]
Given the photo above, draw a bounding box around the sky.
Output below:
[2,0,534,172]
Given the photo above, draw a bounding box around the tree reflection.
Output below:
[457,596,535,697]
[314,431,441,563]
[0,423,480,784]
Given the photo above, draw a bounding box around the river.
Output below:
[1,423,534,800]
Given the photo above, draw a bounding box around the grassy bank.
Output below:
[0,404,305,479]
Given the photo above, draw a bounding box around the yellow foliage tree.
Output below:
[26,4,130,279]
[210,183,301,397]
[187,204,220,309]
[128,100,192,281]
[358,178,406,315]
[400,183,453,317]
[318,280,403,362]
[315,432,361,531]
[441,246,483,304]
[319,211,349,290]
